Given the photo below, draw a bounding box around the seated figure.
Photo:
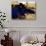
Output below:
[12,3,35,19]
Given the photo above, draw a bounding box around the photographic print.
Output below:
[11,0,36,20]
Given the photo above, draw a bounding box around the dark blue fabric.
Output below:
[12,5,35,18]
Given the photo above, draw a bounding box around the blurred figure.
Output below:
[12,3,35,19]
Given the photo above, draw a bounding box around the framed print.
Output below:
[11,0,36,20]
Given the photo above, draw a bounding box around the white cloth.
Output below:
[20,35,37,43]
[21,43,43,46]
[0,44,3,46]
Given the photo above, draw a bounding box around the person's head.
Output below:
[19,3,24,6]
[19,3,25,8]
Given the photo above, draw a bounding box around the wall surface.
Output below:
[0,0,46,46]
[0,0,46,27]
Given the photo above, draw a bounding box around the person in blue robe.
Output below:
[12,3,35,19]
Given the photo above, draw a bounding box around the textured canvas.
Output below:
[11,0,36,20]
